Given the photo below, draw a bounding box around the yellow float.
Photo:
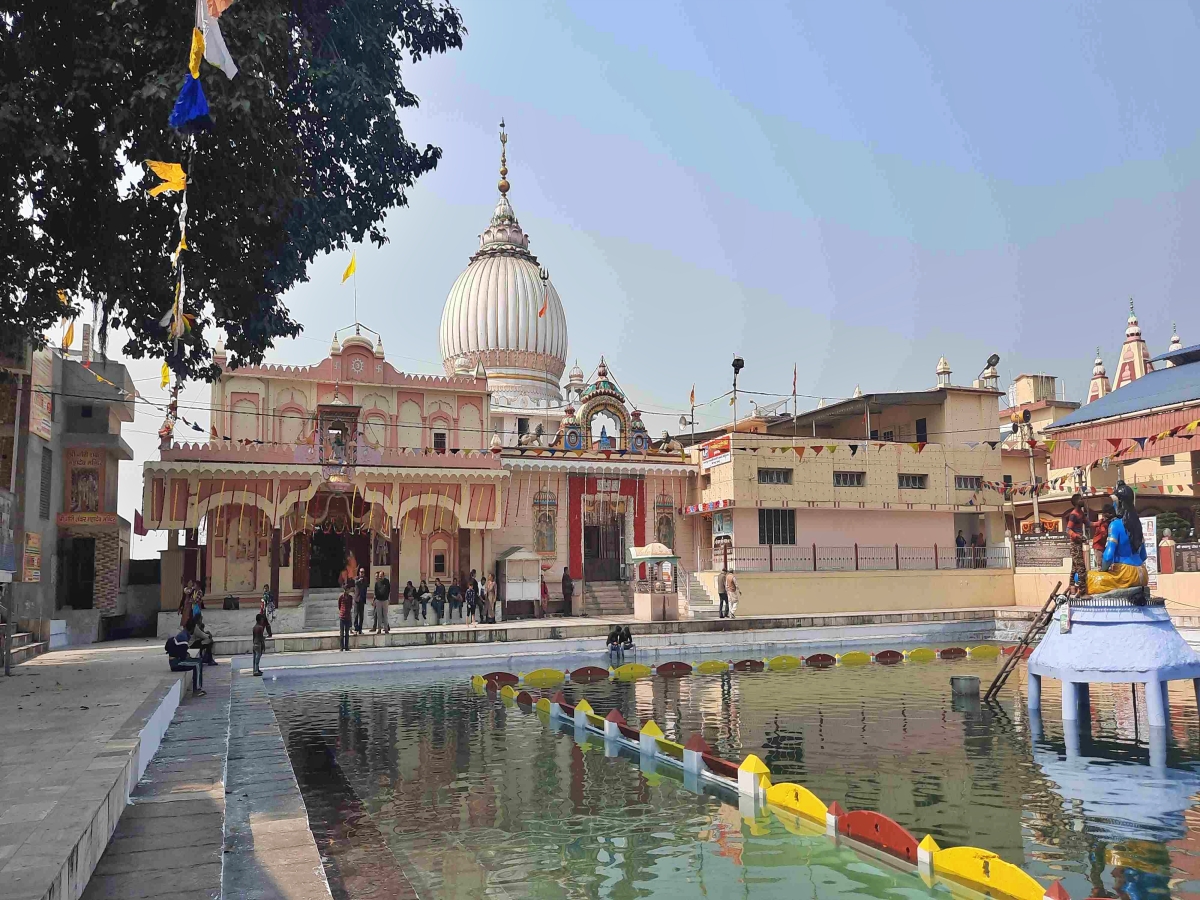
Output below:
[695,660,729,675]
[765,781,828,823]
[905,647,937,662]
[767,654,802,671]
[932,845,1046,900]
[836,651,871,666]
[612,662,653,681]
[522,668,566,688]
[967,644,1000,659]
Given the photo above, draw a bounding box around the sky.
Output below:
[112,0,1200,557]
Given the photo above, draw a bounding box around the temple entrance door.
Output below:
[584,498,624,582]
[225,515,257,593]
[308,530,372,589]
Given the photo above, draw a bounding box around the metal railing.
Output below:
[709,543,1012,573]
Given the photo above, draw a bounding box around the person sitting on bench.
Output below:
[165,628,206,695]
[189,614,217,666]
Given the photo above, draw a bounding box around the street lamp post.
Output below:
[731,354,744,435]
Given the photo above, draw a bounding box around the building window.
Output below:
[833,471,865,488]
[1003,474,1013,499]
[433,431,447,453]
[758,509,796,545]
[1160,455,1176,466]
[533,489,557,554]
[433,552,447,575]
[882,430,894,442]
[39,449,53,519]
[870,429,879,440]
[701,474,711,489]
[81,405,93,419]
[757,468,793,485]
[955,475,982,491]
[898,473,927,490]
[517,417,530,436]
[915,418,928,444]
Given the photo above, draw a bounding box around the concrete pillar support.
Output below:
[1061,681,1078,721]
[1146,679,1168,728]
[1027,671,1041,710]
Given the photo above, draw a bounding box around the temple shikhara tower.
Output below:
[1085,347,1111,405]
[1111,300,1154,391]
[141,125,692,618]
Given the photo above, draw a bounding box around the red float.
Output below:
[618,723,641,742]
[805,653,836,668]
[657,661,693,677]
[939,647,967,660]
[684,734,712,754]
[605,709,627,725]
[874,650,903,665]
[702,754,739,779]
[733,659,765,672]
[483,671,520,687]
[1002,645,1034,659]
[837,810,918,863]
[485,680,499,693]
[515,691,534,706]
[571,666,610,684]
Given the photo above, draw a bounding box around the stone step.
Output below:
[4,633,47,666]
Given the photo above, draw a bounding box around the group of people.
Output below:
[1066,481,1150,597]
[716,567,740,618]
[954,532,989,568]
[336,567,501,651]
[606,625,634,655]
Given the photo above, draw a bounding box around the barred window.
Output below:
[955,475,982,491]
[39,449,53,519]
[758,508,796,545]
[833,471,865,488]
[757,467,793,485]
[898,473,927,490]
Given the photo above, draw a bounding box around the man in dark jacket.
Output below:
[353,567,369,634]
[372,571,391,634]
[561,567,574,615]
[337,581,354,651]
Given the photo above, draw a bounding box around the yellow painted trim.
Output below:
[770,806,826,838]
[575,697,593,714]
[967,644,1000,659]
[905,647,937,662]
[768,654,802,670]
[586,712,606,730]
[919,834,941,853]
[641,719,665,738]
[837,651,871,666]
[696,660,729,674]
[739,753,770,775]
[933,846,1045,900]
[766,782,828,823]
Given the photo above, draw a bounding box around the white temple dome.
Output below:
[438,128,568,400]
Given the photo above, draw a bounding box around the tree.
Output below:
[0,0,464,381]
[1157,510,1194,542]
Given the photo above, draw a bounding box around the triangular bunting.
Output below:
[825,445,837,454]
[1108,438,1124,450]
[1043,439,1057,453]
[908,442,926,453]
[1065,440,1082,449]
[1134,436,1148,449]
[849,444,859,456]
[810,446,823,456]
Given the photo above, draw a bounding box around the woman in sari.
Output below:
[1086,481,1149,596]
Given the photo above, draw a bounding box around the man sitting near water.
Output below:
[165,627,206,695]
[606,627,622,655]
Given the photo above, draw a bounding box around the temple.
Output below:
[141,126,692,617]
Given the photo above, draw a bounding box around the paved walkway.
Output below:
[81,662,229,900]
[0,639,186,900]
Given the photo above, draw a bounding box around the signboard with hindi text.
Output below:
[1175,542,1200,573]
[1014,532,1071,568]
[700,436,731,471]
[29,349,54,441]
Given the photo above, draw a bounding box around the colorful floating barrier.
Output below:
[1002,645,1034,659]
[656,661,692,677]
[696,659,730,675]
[483,671,520,687]
[938,647,967,660]
[836,651,871,666]
[495,687,1069,900]
[904,647,937,662]
[733,658,765,672]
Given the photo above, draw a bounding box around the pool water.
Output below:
[266,652,1200,900]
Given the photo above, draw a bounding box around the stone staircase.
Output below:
[582,581,634,617]
[4,631,49,666]
[679,570,720,619]
[302,588,345,631]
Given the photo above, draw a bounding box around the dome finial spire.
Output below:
[498,119,509,196]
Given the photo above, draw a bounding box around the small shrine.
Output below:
[554,357,650,452]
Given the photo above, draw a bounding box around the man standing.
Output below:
[337,580,354,651]
[353,566,369,634]
[1066,493,1090,589]
[1092,503,1115,569]
[561,567,574,615]
[717,567,729,619]
[955,530,966,568]
[372,570,391,634]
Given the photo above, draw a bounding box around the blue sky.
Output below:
[118,0,1200,553]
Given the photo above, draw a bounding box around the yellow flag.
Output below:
[57,289,68,305]
[146,160,187,196]
[62,321,74,351]
[161,361,171,389]
[342,252,357,283]
[188,28,205,79]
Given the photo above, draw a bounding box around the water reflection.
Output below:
[267,658,1200,900]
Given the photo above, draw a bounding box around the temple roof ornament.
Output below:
[1087,346,1112,405]
[439,121,568,399]
[1163,323,1183,368]
[935,356,951,388]
[1112,297,1153,391]
[579,357,626,404]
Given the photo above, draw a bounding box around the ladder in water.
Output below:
[984,581,1062,702]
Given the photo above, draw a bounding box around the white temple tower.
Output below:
[1086,347,1111,405]
[1111,300,1153,391]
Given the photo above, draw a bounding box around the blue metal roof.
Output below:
[1046,357,1200,430]
[1150,341,1200,366]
